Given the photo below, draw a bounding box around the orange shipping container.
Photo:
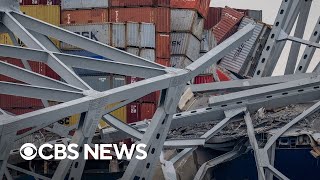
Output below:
[156,33,170,58]
[109,7,170,33]
[170,0,211,18]
[61,9,109,25]
[156,58,170,67]
[140,103,156,120]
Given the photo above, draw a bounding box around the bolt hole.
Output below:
[75,162,78,168]
[156,134,160,139]
[191,111,197,113]
[276,22,279,26]
[280,9,284,14]
[151,148,155,154]
[282,92,288,95]
[261,58,265,63]
[304,54,308,59]
[221,105,227,107]
[314,31,318,36]
[298,66,302,71]
[175,114,182,117]
[314,86,320,89]
[206,107,212,110]
[257,70,261,75]
[271,34,275,39]
[298,89,304,92]
[236,102,242,104]
[266,96,272,98]
[146,163,150,169]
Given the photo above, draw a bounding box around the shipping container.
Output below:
[61,0,108,10]
[140,23,156,48]
[45,65,60,80]
[20,0,61,5]
[170,56,192,69]
[199,53,216,74]
[156,58,170,67]
[126,47,140,56]
[109,0,170,7]
[156,33,170,58]
[0,94,43,108]
[220,18,264,74]
[112,75,126,88]
[61,9,108,24]
[194,74,214,84]
[204,7,222,30]
[62,50,108,59]
[127,102,141,123]
[126,22,140,47]
[61,23,111,50]
[216,67,232,81]
[140,103,156,120]
[171,9,204,40]
[213,7,244,44]
[112,23,126,48]
[170,0,210,18]
[201,29,217,53]
[235,8,263,21]
[80,75,111,92]
[109,7,170,33]
[171,32,200,61]
[140,49,155,62]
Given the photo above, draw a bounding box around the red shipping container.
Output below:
[140,103,156,120]
[216,69,232,82]
[170,0,211,18]
[126,77,158,103]
[156,33,170,58]
[194,74,214,84]
[109,0,170,7]
[213,7,244,44]
[0,57,25,82]
[61,9,109,25]
[204,7,222,30]
[156,58,170,67]
[127,102,141,123]
[0,94,43,109]
[45,65,60,80]
[109,7,170,33]
[28,61,46,75]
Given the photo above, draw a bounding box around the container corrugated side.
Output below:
[126,22,140,47]
[20,5,60,47]
[126,47,140,56]
[61,0,109,10]
[140,23,156,48]
[156,58,170,67]
[171,33,200,61]
[127,102,140,123]
[220,18,263,74]
[171,9,204,40]
[201,30,217,53]
[111,23,126,48]
[112,75,126,88]
[80,75,111,92]
[170,56,193,69]
[140,49,155,62]
[193,75,214,84]
[156,33,170,58]
[204,7,222,30]
[109,7,170,33]
[213,7,244,44]
[60,23,111,50]
[199,53,216,74]
[99,102,127,129]
[140,103,156,120]
[2,107,43,115]
[0,95,43,109]
[109,0,170,7]
[61,9,109,24]
[20,0,61,5]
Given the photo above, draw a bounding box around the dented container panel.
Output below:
[220,18,264,74]
[171,33,200,61]
[171,9,204,40]
[170,56,193,69]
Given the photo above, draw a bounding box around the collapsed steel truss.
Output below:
[0,0,320,179]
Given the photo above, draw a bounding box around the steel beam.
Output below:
[7,164,50,180]
[296,17,320,73]
[284,0,311,74]
[278,31,320,49]
[0,81,84,102]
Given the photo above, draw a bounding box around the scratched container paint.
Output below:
[60,23,111,50]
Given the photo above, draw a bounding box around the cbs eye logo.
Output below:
[20,143,37,160]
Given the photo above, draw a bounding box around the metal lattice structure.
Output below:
[0,0,320,179]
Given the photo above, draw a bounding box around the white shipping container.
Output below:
[112,23,126,49]
[126,22,140,47]
[140,49,155,62]
[201,30,217,53]
[199,53,216,74]
[171,9,204,40]
[61,0,109,10]
[170,56,193,69]
[126,47,140,56]
[61,23,111,50]
[171,33,200,61]
[140,23,156,48]
[220,18,264,74]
